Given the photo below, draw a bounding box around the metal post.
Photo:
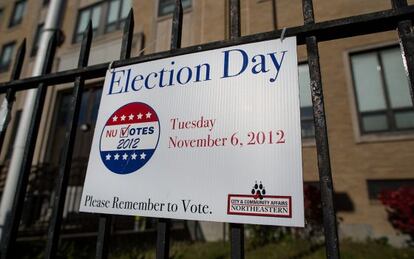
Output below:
[171,0,183,51]
[392,1,414,104]
[392,0,407,9]
[302,1,340,259]
[229,0,241,40]
[156,1,182,259]
[0,33,58,259]
[156,218,170,259]
[230,223,244,259]
[44,22,93,259]
[96,215,112,259]
[0,40,26,154]
[271,0,277,30]
[397,21,414,104]
[95,10,134,259]
[0,0,66,242]
[228,1,244,258]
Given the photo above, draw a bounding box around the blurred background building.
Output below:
[0,0,413,247]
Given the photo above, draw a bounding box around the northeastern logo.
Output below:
[227,181,292,218]
[99,102,160,174]
[251,181,266,200]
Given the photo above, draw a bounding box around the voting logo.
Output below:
[100,102,160,174]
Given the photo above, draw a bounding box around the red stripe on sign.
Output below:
[106,102,158,125]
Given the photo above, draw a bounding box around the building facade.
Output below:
[0,0,413,245]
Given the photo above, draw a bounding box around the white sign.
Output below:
[80,37,304,227]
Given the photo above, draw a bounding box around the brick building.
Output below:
[0,0,413,245]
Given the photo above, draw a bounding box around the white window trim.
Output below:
[344,41,414,144]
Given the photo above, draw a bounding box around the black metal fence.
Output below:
[0,0,413,258]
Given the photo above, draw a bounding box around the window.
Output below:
[298,63,315,138]
[9,0,27,27]
[304,182,354,212]
[106,0,132,32]
[350,46,414,134]
[0,42,15,72]
[367,179,414,201]
[31,24,44,57]
[158,0,191,17]
[74,4,102,43]
[46,87,103,165]
[74,0,132,43]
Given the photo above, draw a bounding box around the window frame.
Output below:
[104,0,131,33]
[8,0,27,28]
[349,45,414,136]
[366,179,414,202]
[73,0,133,44]
[73,1,105,43]
[0,41,16,73]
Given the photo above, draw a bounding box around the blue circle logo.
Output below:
[99,102,160,174]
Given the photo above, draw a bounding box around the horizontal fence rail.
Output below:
[0,0,413,258]
[1,5,414,93]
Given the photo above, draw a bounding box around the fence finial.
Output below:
[171,0,183,50]
[121,8,134,59]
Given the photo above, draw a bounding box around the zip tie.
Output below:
[137,38,158,56]
[108,61,114,71]
[280,27,287,42]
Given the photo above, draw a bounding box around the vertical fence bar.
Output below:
[170,0,183,50]
[170,0,183,51]
[392,0,407,9]
[228,1,244,259]
[0,33,58,259]
[156,218,170,259]
[96,214,112,259]
[156,2,182,259]
[121,11,134,59]
[301,1,340,259]
[229,0,241,40]
[230,223,244,259]
[302,0,315,25]
[271,0,277,30]
[44,22,93,259]
[0,40,26,154]
[95,10,134,259]
[392,0,414,104]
